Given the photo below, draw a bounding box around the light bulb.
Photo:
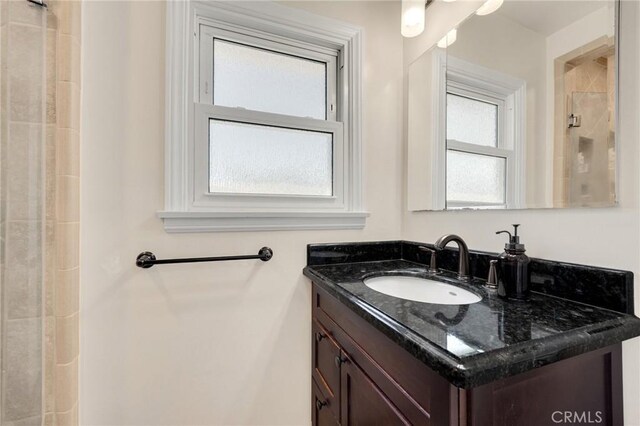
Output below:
[401,0,426,38]
[437,28,457,48]
[476,0,504,16]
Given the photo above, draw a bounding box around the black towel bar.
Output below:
[136,247,273,268]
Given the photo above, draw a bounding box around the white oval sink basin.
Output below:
[364,276,482,305]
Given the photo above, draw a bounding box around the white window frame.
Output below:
[160,1,366,232]
[444,56,527,210]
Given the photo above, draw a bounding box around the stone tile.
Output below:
[5,221,43,319]
[46,125,57,222]
[57,34,79,84]
[55,313,78,364]
[3,317,43,421]
[56,175,79,222]
[7,0,44,27]
[56,222,79,270]
[44,316,57,413]
[55,267,78,317]
[45,220,56,316]
[564,68,576,93]
[46,2,58,30]
[56,404,77,426]
[43,412,56,426]
[56,81,80,130]
[0,0,7,26]
[56,128,79,177]
[56,81,71,129]
[47,28,57,125]
[5,416,43,426]
[8,23,44,123]
[56,1,80,39]
[0,25,7,122]
[6,122,43,221]
[55,359,77,412]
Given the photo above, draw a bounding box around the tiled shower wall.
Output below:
[0,1,47,424]
[561,55,614,206]
[47,1,81,424]
[552,39,615,207]
[0,1,80,425]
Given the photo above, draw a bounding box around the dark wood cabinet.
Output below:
[312,320,341,422]
[313,379,338,426]
[340,350,410,426]
[311,282,623,426]
[312,331,411,426]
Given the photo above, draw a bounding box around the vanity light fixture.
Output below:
[476,0,504,15]
[401,0,426,38]
[437,28,457,48]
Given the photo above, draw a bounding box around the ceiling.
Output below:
[497,0,610,36]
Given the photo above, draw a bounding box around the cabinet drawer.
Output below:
[340,351,410,426]
[313,379,339,426]
[312,320,341,421]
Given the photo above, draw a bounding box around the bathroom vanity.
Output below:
[304,241,640,426]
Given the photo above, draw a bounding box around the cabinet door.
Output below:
[340,351,410,426]
[464,344,623,426]
[313,380,338,426]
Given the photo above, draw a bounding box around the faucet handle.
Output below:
[418,246,438,274]
[486,259,498,289]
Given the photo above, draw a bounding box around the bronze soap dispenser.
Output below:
[496,224,530,301]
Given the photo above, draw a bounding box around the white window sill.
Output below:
[157,211,369,233]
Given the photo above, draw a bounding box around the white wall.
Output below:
[80,1,403,425]
[402,2,640,424]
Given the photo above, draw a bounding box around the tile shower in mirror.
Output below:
[407,0,617,210]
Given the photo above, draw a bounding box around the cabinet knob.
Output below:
[315,332,326,343]
[334,355,347,368]
[316,399,328,411]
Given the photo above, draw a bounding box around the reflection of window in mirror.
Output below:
[445,58,526,210]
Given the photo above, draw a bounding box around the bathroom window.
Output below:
[199,29,338,198]
[445,57,526,209]
[161,2,365,232]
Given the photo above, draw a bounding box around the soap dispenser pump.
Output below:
[496,224,530,301]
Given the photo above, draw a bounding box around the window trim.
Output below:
[160,1,366,232]
[443,56,527,210]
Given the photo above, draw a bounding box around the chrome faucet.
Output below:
[434,234,470,280]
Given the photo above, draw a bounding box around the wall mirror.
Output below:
[407,0,618,211]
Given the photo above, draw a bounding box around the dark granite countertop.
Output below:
[304,258,640,388]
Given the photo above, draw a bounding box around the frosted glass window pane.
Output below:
[209,120,332,196]
[213,39,326,119]
[447,150,505,204]
[447,93,497,147]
